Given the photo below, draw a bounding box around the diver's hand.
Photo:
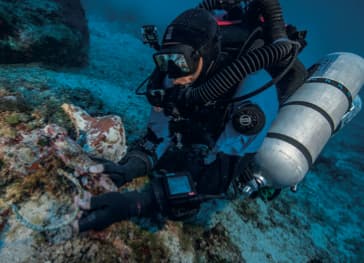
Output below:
[74,192,127,232]
[89,152,151,187]
[74,190,156,233]
[88,158,130,187]
[72,191,92,234]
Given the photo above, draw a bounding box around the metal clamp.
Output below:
[241,173,267,196]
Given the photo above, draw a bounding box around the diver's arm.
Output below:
[77,187,159,232]
[89,151,152,187]
[89,68,168,187]
[90,107,171,187]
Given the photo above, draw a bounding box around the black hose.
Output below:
[216,43,299,105]
[253,0,287,41]
[236,26,263,58]
[198,0,222,10]
[198,0,254,10]
[199,0,287,42]
[189,41,293,104]
[267,58,308,105]
[189,0,291,105]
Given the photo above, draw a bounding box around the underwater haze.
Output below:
[0,0,363,262]
[83,0,364,110]
[82,0,364,66]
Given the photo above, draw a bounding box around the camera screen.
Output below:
[167,175,192,195]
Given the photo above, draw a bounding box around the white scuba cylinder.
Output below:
[255,52,364,189]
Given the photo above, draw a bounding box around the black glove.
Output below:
[78,190,157,232]
[92,151,153,187]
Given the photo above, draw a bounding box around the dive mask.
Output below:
[153,44,200,78]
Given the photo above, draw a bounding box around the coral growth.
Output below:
[0,80,124,262]
[62,103,127,162]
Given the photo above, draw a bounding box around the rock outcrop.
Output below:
[0,0,89,66]
[62,103,127,163]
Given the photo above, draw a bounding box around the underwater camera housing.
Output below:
[160,171,201,219]
[162,171,197,201]
[141,25,160,50]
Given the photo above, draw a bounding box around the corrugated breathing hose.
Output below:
[188,0,292,104]
[189,40,293,104]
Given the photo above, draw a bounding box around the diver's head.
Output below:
[153,8,221,84]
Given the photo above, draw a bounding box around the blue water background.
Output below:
[82,0,364,62]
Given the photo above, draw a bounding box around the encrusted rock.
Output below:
[157,221,195,263]
[62,103,127,163]
[0,122,117,193]
[0,0,89,66]
[182,223,244,263]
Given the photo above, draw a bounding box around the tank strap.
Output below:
[267,132,313,168]
[282,101,335,135]
[307,77,353,112]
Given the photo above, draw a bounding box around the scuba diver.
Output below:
[73,0,364,233]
